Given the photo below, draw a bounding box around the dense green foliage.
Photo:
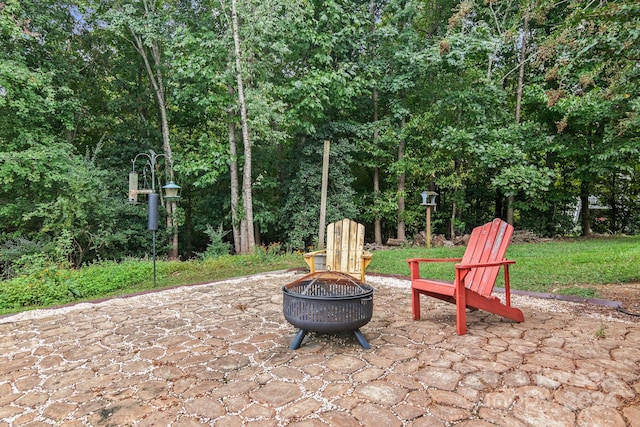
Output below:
[1,0,638,280]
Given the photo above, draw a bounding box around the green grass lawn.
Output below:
[1,235,638,315]
[368,235,640,293]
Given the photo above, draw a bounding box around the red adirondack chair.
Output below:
[407,218,524,335]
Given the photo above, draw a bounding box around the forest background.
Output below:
[1,0,639,279]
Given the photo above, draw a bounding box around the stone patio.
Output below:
[1,271,639,426]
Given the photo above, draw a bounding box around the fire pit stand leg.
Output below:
[290,329,308,350]
[290,329,370,350]
[353,329,370,349]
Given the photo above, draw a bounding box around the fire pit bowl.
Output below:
[282,271,374,349]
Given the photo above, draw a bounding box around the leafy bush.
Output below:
[0,260,153,311]
[0,267,75,309]
[202,224,231,259]
[0,231,76,280]
[0,238,51,279]
[281,135,360,249]
[251,242,287,262]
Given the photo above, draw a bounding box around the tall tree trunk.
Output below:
[370,1,383,245]
[495,190,504,219]
[130,8,178,259]
[231,0,255,253]
[397,136,406,241]
[507,8,530,226]
[397,93,407,242]
[506,195,514,224]
[227,88,241,254]
[373,166,382,244]
[515,12,529,125]
[184,202,192,259]
[254,223,261,247]
[450,202,457,240]
[609,173,617,232]
[580,182,592,236]
[395,10,409,242]
[372,84,382,245]
[450,158,462,239]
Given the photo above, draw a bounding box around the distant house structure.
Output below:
[572,196,610,225]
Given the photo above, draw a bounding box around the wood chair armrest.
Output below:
[303,250,327,273]
[304,249,327,259]
[359,251,374,282]
[455,260,516,305]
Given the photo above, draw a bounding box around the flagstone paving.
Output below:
[1,271,639,426]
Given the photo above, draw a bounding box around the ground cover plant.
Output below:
[0,250,302,315]
[1,236,638,316]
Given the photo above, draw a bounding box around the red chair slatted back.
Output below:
[460,219,513,296]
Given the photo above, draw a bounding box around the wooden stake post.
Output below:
[420,191,438,249]
[426,205,432,249]
[318,140,330,249]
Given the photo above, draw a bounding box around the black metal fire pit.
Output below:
[282,271,374,349]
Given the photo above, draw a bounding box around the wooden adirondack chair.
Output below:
[407,218,524,335]
[304,219,373,282]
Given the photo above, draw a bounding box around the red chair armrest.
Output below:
[407,258,463,280]
[454,259,515,270]
[407,258,463,264]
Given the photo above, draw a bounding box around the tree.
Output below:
[3,0,640,266]
[363,0,449,243]
[374,0,426,242]
[538,0,640,235]
[229,0,256,253]
[104,0,180,257]
[0,0,132,268]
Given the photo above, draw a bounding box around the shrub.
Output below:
[0,267,75,309]
[0,260,153,310]
[0,238,48,280]
[202,224,231,259]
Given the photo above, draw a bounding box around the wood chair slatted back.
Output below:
[326,219,366,275]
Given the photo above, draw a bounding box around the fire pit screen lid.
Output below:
[282,271,373,299]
